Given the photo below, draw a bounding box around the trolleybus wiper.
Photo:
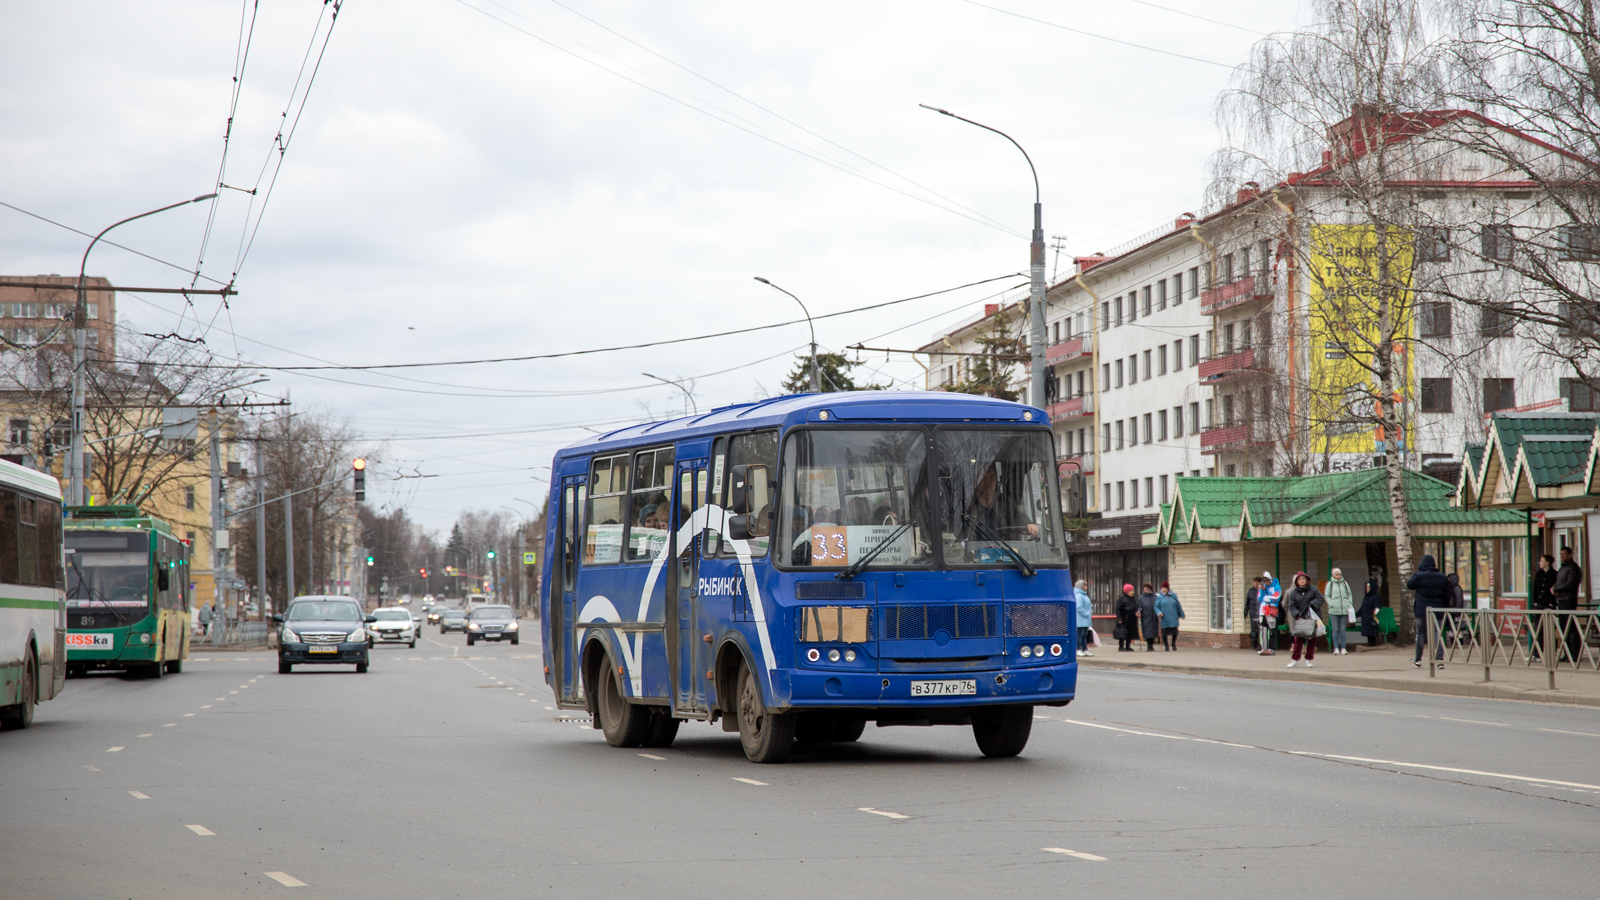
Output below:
[961,513,1036,577]
[67,555,134,624]
[834,521,913,580]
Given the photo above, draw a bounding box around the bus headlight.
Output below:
[139,633,151,644]
[1033,645,1046,658]
[844,649,857,662]
[827,649,841,662]
[1019,645,1032,658]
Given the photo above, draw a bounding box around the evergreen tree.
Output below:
[947,307,1025,401]
[780,352,885,394]
[445,523,466,571]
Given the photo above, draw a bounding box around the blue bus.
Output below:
[539,391,1077,762]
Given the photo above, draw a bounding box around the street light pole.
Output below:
[919,105,1047,409]
[642,373,698,416]
[754,277,820,393]
[70,193,217,507]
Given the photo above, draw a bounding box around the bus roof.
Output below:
[0,457,63,500]
[553,391,1046,460]
[64,510,180,538]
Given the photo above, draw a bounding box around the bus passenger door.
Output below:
[670,461,708,714]
[555,479,585,705]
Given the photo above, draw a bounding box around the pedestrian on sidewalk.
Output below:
[1406,554,1452,668]
[1553,546,1584,663]
[198,602,213,638]
[1137,583,1160,651]
[1115,584,1139,652]
[1247,577,1263,651]
[1074,579,1095,657]
[1257,572,1281,656]
[1326,568,1353,655]
[1154,582,1185,650]
[1530,554,1556,660]
[1284,571,1325,668]
[1359,568,1383,646]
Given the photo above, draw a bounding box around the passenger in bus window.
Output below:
[844,496,871,525]
[963,469,1038,540]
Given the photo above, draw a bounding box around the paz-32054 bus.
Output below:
[0,459,67,730]
[540,391,1077,762]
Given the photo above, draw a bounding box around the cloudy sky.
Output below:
[0,0,1306,533]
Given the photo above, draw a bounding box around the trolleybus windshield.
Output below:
[65,531,151,618]
[778,428,932,569]
[937,429,1067,567]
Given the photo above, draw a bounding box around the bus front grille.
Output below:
[1006,604,1074,637]
[878,604,1000,640]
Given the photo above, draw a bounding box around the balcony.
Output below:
[1200,274,1272,315]
[1058,454,1094,475]
[1199,422,1272,455]
[1046,335,1091,364]
[1198,347,1271,384]
[1046,394,1094,423]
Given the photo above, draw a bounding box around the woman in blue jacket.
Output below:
[1074,579,1094,657]
[1154,582,1185,651]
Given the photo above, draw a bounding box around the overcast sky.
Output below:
[0,0,1307,533]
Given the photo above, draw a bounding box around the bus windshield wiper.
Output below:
[962,512,1037,577]
[834,521,913,580]
[68,555,134,624]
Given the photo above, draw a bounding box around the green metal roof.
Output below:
[1457,412,1600,509]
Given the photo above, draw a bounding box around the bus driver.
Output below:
[963,468,1039,540]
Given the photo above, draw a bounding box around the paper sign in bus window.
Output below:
[809,525,914,567]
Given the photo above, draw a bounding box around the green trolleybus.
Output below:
[64,505,191,679]
[0,459,67,729]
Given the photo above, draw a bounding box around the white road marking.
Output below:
[128,791,150,800]
[214,697,225,701]
[138,733,153,738]
[183,713,195,717]
[543,706,553,710]
[517,692,526,696]
[731,777,768,786]
[201,705,211,709]
[229,691,238,695]
[106,747,124,753]
[1439,716,1510,727]
[858,807,910,819]
[638,753,666,760]
[264,871,307,887]
[1289,752,1600,791]
[1034,714,1052,719]
[186,824,215,836]
[1316,705,1398,715]
[1540,727,1600,738]
[1043,847,1107,861]
[163,723,176,727]
[1061,718,1188,740]
[83,765,100,771]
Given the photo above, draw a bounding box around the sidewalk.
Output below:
[1080,642,1600,708]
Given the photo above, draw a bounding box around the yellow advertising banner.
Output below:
[1306,224,1415,456]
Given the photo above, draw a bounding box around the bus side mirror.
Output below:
[728,464,770,516]
[728,515,751,541]
[157,569,171,591]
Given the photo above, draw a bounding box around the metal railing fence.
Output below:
[1429,608,1600,689]
[203,620,271,648]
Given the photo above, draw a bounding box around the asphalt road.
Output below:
[4,627,1598,899]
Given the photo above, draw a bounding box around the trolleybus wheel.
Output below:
[736,659,795,763]
[597,660,650,747]
[0,647,36,730]
[146,655,164,680]
[971,705,1033,758]
[642,712,680,748]
[164,659,182,674]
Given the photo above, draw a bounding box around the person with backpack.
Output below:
[1325,568,1354,656]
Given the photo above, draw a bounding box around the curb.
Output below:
[1081,657,1600,708]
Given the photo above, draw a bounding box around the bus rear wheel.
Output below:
[0,647,36,730]
[163,659,182,674]
[736,660,794,763]
[972,705,1033,758]
[597,661,650,747]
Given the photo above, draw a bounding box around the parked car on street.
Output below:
[467,605,519,646]
[438,608,467,633]
[274,596,373,674]
[369,607,418,648]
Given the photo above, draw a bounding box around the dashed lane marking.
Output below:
[138,733,153,738]
[214,697,225,701]
[264,871,307,887]
[638,753,666,760]
[731,777,768,786]
[106,747,124,753]
[1316,705,1398,715]
[162,723,176,727]
[1043,848,1107,861]
[858,807,910,820]
[83,765,100,771]
[186,825,215,836]
[183,713,195,717]
[1439,716,1511,728]
[1540,728,1600,738]
[201,705,212,709]
[229,691,238,695]
[128,791,150,800]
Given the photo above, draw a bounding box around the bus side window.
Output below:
[0,490,19,585]
[37,500,62,589]
[16,496,37,587]
[722,431,777,559]
[561,485,577,593]
[705,437,727,557]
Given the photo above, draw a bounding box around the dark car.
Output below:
[274,596,373,674]
[438,608,467,633]
[466,604,519,646]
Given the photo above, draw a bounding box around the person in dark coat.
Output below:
[1246,577,1263,651]
[1529,554,1557,659]
[1283,571,1325,667]
[1137,583,1159,651]
[1553,546,1584,662]
[1358,568,1383,646]
[1114,583,1139,652]
[1406,554,1452,667]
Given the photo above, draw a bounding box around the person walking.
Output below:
[1137,583,1160,651]
[1530,554,1557,660]
[1358,568,1383,647]
[1257,572,1281,656]
[1406,554,1452,667]
[1553,546,1584,663]
[1246,577,1263,651]
[1114,584,1139,652]
[198,602,214,638]
[1154,582,1185,650]
[1283,571,1325,668]
[1325,568,1354,656]
[1074,579,1094,657]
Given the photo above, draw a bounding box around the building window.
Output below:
[1102,302,1111,330]
[1561,225,1600,260]
[1142,286,1152,317]
[1224,464,1237,477]
[1418,301,1452,338]
[1114,359,1124,388]
[1158,409,1168,440]
[1173,339,1183,369]
[1157,344,1167,375]
[1117,481,1126,509]
[1420,378,1453,412]
[1157,280,1168,310]
[1115,296,1124,324]
[184,487,195,511]
[1209,562,1233,630]
[1188,334,1200,365]
[1076,370,1086,396]
[1482,224,1514,262]
[1160,474,1169,504]
[1144,477,1154,506]
[1129,292,1139,320]
[1417,226,1451,262]
[1143,413,1153,443]
[7,418,28,447]
[1206,398,1216,428]
[1222,394,1235,425]
[1222,323,1236,355]
[1117,419,1126,449]
[1104,484,1112,510]
[1190,402,1201,433]
[1172,406,1184,438]
[1102,362,1111,389]
[1480,304,1514,338]
[1562,378,1598,412]
[1483,378,1516,412]
[1188,268,1200,298]
[87,303,98,320]
[1103,423,1112,452]
[1221,252,1235,283]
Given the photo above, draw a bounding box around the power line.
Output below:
[0,200,229,287]
[961,0,1234,69]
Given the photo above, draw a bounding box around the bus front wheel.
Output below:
[737,660,795,763]
[598,660,650,747]
[0,647,36,730]
[163,659,182,675]
[972,705,1032,758]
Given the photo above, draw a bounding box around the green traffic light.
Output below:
[486,550,495,559]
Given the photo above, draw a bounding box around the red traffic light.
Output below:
[353,458,367,470]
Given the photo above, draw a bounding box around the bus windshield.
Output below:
[778,429,933,569]
[65,531,150,613]
[937,429,1067,567]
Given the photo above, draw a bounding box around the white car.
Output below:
[368,608,419,648]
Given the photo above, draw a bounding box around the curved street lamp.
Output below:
[754,277,819,393]
[642,372,698,416]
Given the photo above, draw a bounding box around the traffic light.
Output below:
[366,555,374,566]
[419,567,428,578]
[486,550,496,560]
[352,458,367,501]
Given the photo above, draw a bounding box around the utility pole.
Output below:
[255,436,267,614]
[284,493,295,603]
[209,410,223,615]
